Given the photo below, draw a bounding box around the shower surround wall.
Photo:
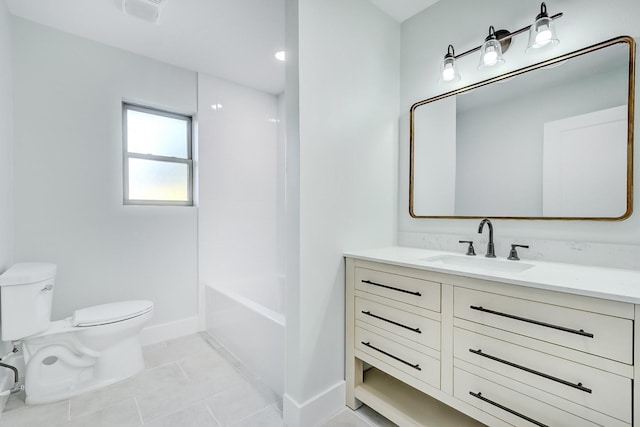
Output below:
[197,73,284,394]
[398,0,640,267]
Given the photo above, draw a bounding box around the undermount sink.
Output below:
[421,254,535,274]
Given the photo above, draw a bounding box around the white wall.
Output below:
[197,73,280,289]
[284,0,399,424]
[0,1,13,274]
[398,0,640,267]
[0,0,15,397]
[11,18,199,328]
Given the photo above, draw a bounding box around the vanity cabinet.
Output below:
[353,266,442,391]
[345,255,638,426]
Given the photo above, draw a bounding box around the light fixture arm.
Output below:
[446,44,455,58]
[452,12,563,60]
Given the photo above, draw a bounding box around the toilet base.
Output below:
[24,335,145,404]
[23,327,149,405]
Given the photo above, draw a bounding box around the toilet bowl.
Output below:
[0,263,153,404]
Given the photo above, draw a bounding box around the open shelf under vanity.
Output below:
[356,368,484,426]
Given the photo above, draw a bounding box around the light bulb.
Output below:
[534,27,552,48]
[483,48,498,66]
[442,65,456,82]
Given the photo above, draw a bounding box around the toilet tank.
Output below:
[0,263,57,341]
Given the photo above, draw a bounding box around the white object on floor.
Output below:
[0,263,153,404]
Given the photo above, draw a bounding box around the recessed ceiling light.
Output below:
[275,51,286,62]
[211,104,223,110]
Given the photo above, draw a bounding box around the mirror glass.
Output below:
[410,37,635,220]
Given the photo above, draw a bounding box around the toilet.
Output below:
[0,262,153,404]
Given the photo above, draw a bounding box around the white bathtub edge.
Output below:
[205,283,285,326]
[283,380,346,427]
[140,316,201,346]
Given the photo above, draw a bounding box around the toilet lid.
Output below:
[72,300,153,327]
[0,262,57,287]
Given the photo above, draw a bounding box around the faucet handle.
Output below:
[508,244,529,261]
[459,240,476,256]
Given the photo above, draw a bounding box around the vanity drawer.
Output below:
[454,327,631,423]
[356,297,440,351]
[355,326,440,389]
[355,267,440,312]
[454,287,633,363]
[454,368,601,427]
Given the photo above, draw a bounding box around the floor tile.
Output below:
[144,334,216,368]
[136,370,246,422]
[200,332,225,350]
[0,399,70,427]
[320,409,372,427]
[178,349,239,381]
[0,333,397,427]
[355,405,397,427]
[69,363,185,418]
[229,404,283,427]
[3,390,27,413]
[144,402,219,427]
[67,398,141,427]
[204,381,276,426]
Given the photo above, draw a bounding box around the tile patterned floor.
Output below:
[0,333,395,427]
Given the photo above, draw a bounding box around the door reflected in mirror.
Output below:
[410,36,635,220]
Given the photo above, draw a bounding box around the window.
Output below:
[123,103,193,206]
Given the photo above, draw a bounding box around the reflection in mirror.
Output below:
[410,36,635,220]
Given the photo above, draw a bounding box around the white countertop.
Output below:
[345,246,640,304]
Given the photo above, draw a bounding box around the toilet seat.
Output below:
[72,300,153,327]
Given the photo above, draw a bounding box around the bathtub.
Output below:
[205,275,285,397]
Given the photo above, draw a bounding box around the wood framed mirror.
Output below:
[409,36,636,220]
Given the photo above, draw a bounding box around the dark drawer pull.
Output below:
[469,391,548,427]
[361,310,422,334]
[470,305,594,338]
[362,279,422,297]
[469,349,592,394]
[361,341,421,371]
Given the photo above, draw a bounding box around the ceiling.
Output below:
[369,0,440,23]
[4,0,439,95]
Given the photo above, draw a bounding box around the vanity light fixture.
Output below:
[439,45,461,83]
[439,2,562,84]
[527,2,560,51]
[478,26,506,69]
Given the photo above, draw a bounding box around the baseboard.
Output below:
[283,380,346,427]
[140,316,201,346]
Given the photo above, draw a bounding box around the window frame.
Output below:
[122,102,194,206]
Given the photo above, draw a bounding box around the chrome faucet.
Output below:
[477,218,496,258]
